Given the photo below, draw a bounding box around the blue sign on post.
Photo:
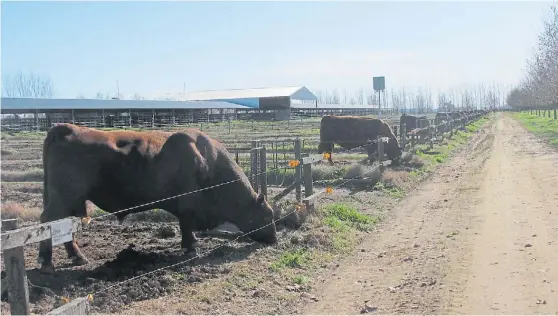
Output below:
[373,76,385,91]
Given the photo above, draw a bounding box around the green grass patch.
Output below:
[374,181,404,199]
[322,203,378,232]
[412,116,489,172]
[270,249,311,271]
[512,112,558,147]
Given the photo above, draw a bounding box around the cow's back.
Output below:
[43,124,182,210]
[320,115,389,148]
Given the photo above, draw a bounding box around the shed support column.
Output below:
[35,109,39,132]
[102,109,105,127]
[172,109,176,126]
[152,109,155,128]
[71,109,75,124]
[129,109,132,128]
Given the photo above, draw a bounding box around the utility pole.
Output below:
[116,80,120,99]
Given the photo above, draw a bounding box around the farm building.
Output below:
[0,85,393,132]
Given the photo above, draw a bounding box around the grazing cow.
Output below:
[400,114,429,134]
[38,124,277,273]
[435,112,451,124]
[317,115,402,165]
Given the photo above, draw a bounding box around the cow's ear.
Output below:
[256,193,266,205]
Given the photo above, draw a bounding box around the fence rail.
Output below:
[1,218,90,315]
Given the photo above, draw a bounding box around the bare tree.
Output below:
[507,5,558,109]
[2,72,55,98]
[356,88,365,105]
[330,89,340,104]
[132,93,145,100]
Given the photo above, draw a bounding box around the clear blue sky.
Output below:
[1,0,553,99]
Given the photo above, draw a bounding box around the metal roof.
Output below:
[183,86,317,101]
[0,98,251,111]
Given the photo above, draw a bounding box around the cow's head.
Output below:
[236,193,277,245]
[386,137,403,161]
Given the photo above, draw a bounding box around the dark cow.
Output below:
[435,112,452,132]
[435,112,451,125]
[38,123,277,273]
[317,115,402,165]
[400,114,430,134]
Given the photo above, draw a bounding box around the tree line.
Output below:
[2,72,510,114]
[507,5,558,109]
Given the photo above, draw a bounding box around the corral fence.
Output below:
[0,107,403,133]
[1,218,90,315]
[263,111,486,212]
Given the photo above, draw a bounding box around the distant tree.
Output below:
[132,93,145,100]
[2,72,55,98]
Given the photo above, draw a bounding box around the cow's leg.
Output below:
[64,201,88,266]
[178,214,199,257]
[327,153,334,166]
[38,194,88,273]
[366,145,377,164]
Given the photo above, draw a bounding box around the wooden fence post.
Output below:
[259,147,267,197]
[294,138,302,202]
[2,219,31,315]
[377,136,384,165]
[554,109,557,120]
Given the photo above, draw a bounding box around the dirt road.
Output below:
[303,113,558,315]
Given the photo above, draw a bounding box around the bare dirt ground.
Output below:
[303,113,558,315]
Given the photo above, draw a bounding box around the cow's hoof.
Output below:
[181,248,199,259]
[71,255,89,266]
[39,264,55,274]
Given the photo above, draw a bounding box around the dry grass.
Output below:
[1,202,41,221]
[382,169,411,188]
[1,168,44,182]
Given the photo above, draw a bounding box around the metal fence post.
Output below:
[259,147,267,197]
[250,141,259,192]
[294,138,302,202]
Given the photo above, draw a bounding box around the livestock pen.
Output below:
[0,110,488,315]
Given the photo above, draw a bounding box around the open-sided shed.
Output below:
[183,86,318,110]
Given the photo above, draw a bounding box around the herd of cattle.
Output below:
[35,110,488,273]
[318,109,490,165]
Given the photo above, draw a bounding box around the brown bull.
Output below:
[317,115,402,165]
[38,124,277,273]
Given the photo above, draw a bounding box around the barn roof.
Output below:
[183,86,318,101]
[0,98,251,111]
